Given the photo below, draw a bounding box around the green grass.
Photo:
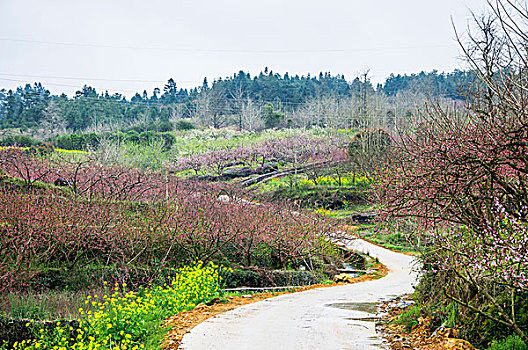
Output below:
[397,305,421,332]
[442,302,458,329]
[0,175,73,195]
[319,278,335,285]
[7,297,52,320]
[487,335,527,350]
[0,289,109,321]
[315,204,376,219]
[358,228,418,253]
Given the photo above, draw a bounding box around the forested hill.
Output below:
[381,69,475,98]
[0,69,475,132]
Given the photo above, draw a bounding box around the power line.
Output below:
[0,37,456,53]
[0,72,200,84]
[0,77,140,94]
[0,77,84,89]
[0,76,196,95]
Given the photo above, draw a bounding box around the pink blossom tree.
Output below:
[379,1,528,341]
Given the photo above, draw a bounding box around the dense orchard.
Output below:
[177,135,347,175]
[0,148,336,292]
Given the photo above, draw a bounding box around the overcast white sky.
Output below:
[0,0,488,97]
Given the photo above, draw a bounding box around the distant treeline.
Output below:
[0,69,475,133]
[381,69,475,98]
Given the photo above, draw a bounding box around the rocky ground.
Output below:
[378,297,476,350]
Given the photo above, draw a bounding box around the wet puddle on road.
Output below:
[326,302,381,322]
[345,316,380,322]
[326,302,379,314]
[311,302,389,348]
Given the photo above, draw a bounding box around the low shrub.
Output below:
[53,133,99,151]
[0,136,43,148]
[222,268,319,288]
[175,120,195,130]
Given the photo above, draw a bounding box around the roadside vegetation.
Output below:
[3,263,222,350]
[376,1,528,348]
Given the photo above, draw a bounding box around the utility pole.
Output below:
[361,70,369,129]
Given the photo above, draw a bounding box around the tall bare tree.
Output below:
[40,100,67,138]
[194,88,227,128]
[239,98,263,131]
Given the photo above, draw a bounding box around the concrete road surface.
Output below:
[180,239,418,350]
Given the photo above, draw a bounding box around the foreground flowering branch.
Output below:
[378,105,528,342]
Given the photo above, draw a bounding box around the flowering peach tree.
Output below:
[0,148,336,293]
[379,106,528,342]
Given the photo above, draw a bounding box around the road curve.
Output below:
[179,239,418,350]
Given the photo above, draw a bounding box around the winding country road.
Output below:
[180,239,418,349]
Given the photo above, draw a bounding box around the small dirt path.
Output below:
[179,239,418,349]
